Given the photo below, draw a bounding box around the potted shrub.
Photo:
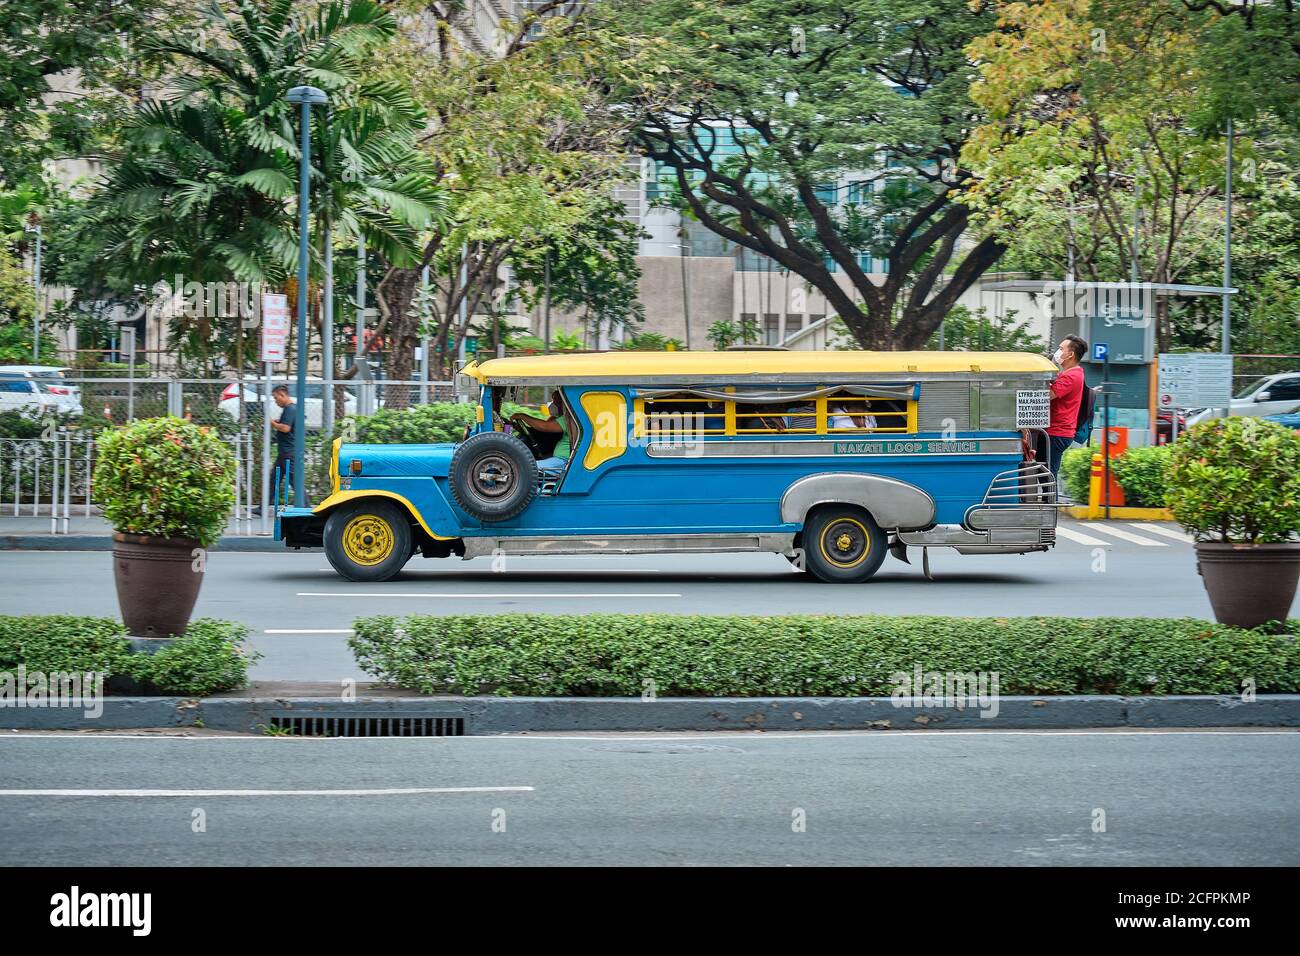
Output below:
[93,416,236,637]
[1167,417,1300,630]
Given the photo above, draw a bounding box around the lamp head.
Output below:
[285,85,329,106]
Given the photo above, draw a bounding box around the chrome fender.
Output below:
[780,472,936,530]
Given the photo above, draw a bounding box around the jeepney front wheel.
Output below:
[802,507,888,584]
[324,500,413,582]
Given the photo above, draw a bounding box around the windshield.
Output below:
[1234,377,1269,399]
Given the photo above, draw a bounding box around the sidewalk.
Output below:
[0,514,290,551]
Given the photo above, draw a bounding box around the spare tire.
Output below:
[448,431,538,521]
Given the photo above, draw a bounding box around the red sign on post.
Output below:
[260,294,289,363]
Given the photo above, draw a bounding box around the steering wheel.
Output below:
[508,416,544,458]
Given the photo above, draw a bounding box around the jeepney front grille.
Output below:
[269,715,465,737]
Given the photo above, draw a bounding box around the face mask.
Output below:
[1051,349,1063,366]
[549,403,561,419]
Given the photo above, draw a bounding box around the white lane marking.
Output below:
[0,786,534,797]
[1083,523,1168,546]
[1055,525,1110,547]
[1128,522,1192,542]
[296,592,683,599]
[263,629,354,634]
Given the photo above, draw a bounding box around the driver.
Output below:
[508,389,571,470]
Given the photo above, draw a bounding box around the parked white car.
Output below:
[219,378,357,429]
[1185,370,1300,427]
[0,365,84,418]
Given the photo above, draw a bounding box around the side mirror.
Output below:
[1255,391,1272,403]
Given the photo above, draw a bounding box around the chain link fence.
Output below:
[11,377,459,428]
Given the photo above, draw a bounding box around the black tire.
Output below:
[324,500,413,582]
[802,507,888,583]
[448,431,538,522]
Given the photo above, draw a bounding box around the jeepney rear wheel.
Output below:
[324,500,413,582]
[449,431,538,521]
[802,507,887,584]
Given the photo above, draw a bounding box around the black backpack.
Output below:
[1074,383,1098,445]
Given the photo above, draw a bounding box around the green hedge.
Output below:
[1058,444,1174,508]
[350,614,1300,698]
[1111,445,1173,508]
[1059,447,1092,502]
[0,616,256,695]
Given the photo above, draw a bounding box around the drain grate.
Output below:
[269,715,465,737]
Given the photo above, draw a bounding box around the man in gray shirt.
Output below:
[270,384,298,501]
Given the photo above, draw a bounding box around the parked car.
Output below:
[1264,410,1300,433]
[0,366,84,418]
[219,378,357,429]
[1185,370,1300,427]
[1156,407,1188,444]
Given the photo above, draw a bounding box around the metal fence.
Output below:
[1,430,263,535]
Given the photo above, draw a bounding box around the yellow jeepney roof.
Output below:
[463,350,1055,385]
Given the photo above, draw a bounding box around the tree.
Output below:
[1176,0,1300,134]
[963,0,1235,352]
[706,316,761,350]
[507,197,647,348]
[923,306,1044,352]
[79,0,444,368]
[368,4,652,383]
[611,0,1008,350]
[0,0,177,182]
[1165,131,1300,353]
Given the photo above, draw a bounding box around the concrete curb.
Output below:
[3,693,1298,733]
[0,535,304,552]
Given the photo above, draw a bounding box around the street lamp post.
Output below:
[285,85,328,508]
[666,241,692,349]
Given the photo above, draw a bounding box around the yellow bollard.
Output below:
[1087,453,1103,519]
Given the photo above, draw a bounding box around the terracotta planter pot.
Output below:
[1195,542,1300,631]
[111,533,205,637]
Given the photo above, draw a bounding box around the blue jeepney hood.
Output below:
[341,443,456,478]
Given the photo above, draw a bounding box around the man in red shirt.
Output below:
[1042,334,1087,478]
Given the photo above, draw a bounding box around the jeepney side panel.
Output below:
[466,384,1022,537]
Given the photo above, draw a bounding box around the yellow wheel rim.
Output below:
[341,514,395,566]
[819,517,870,569]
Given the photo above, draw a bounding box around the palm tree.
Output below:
[84,0,446,365]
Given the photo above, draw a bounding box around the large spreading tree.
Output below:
[610,0,1008,350]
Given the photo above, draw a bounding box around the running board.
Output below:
[461,532,797,559]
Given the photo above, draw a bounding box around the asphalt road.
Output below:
[1,729,1295,866]
[1,519,1293,681]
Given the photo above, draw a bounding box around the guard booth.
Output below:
[985,280,1238,447]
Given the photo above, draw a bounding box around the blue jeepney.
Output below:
[278,350,1060,582]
